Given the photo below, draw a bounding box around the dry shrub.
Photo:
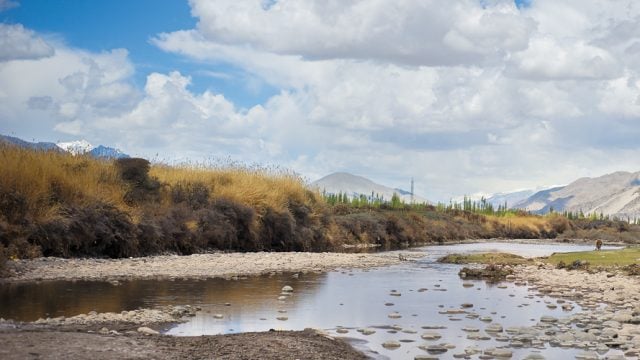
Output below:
[196,198,256,251]
[0,189,28,224]
[30,203,137,258]
[116,158,161,205]
[171,181,210,210]
[547,214,571,234]
[0,244,8,277]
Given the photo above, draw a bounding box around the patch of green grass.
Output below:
[546,247,640,267]
[437,252,529,265]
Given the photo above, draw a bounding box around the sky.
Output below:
[1,0,640,202]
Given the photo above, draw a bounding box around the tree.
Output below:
[391,193,402,209]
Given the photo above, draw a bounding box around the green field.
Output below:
[546,247,640,267]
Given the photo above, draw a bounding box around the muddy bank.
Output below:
[0,328,366,360]
[3,251,421,282]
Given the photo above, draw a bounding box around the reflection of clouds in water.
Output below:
[1,243,624,359]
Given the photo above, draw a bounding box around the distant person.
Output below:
[595,239,603,251]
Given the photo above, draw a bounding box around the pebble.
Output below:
[137,327,159,335]
[281,285,293,292]
[462,326,480,332]
[381,340,401,349]
[487,348,513,358]
[486,324,503,333]
[540,316,558,323]
[421,345,448,354]
[358,328,376,335]
[421,331,442,340]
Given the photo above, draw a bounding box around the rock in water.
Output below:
[137,327,159,335]
[382,340,401,349]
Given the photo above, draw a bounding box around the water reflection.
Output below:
[0,242,625,359]
[0,274,324,322]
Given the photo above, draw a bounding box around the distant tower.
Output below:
[410,177,414,204]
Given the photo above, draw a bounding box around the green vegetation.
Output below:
[436,196,518,217]
[438,252,529,265]
[1,145,640,277]
[546,247,640,267]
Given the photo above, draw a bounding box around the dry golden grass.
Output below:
[489,213,560,233]
[0,145,322,222]
[0,146,126,220]
[151,164,322,214]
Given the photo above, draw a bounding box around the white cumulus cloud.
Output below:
[0,23,54,61]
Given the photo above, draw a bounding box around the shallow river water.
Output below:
[0,242,625,359]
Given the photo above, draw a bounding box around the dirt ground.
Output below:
[0,327,367,360]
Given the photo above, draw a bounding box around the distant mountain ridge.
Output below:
[0,134,60,152]
[514,171,640,220]
[311,172,428,204]
[1,135,129,159]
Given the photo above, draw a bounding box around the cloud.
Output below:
[189,0,534,66]
[507,37,619,80]
[5,1,640,202]
[148,0,640,200]
[0,34,139,142]
[0,24,54,61]
[0,0,18,12]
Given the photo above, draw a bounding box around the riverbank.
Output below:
[0,327,367,360]
[3,251,422,282]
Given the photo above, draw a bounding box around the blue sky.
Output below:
[0,0,276,108]
[1,0,639,201]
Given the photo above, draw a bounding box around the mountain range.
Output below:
[513,171,640,220]
[311,172,428,204]
[0,135,129,159]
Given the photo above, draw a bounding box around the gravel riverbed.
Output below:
[4,251,422,282]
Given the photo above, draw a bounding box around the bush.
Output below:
[0,189,28,224]
[116,158,160,204]
[260,208,297,251]
[196,199,256,251]
[30,203,138,258]
[0,244,8,277]
[171,181,210,209]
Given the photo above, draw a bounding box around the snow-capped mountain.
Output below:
[56,140,95,155]
[311,172,428,204]
[88,145,129,159]
[1,134,129,159]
